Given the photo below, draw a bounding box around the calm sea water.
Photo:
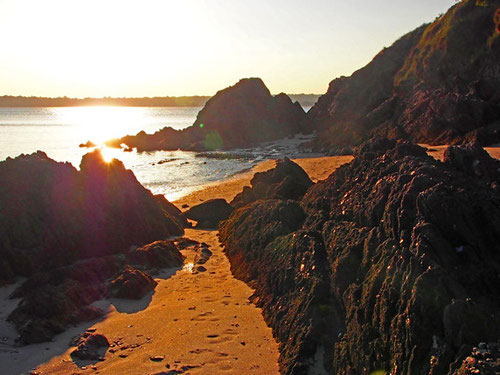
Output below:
[0,106,313,201]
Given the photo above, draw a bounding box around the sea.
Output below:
[0,106,314,201]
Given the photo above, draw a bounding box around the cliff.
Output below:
[309,0,500,150]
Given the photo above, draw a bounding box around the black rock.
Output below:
[231,157,313,208]
[182,198,234,228]
[220,138,500,374]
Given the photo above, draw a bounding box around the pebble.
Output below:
[150,355,165,362]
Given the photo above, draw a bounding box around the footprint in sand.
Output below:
[206,334,233,344]
[222,328,238,336]
[202,296,217,303]
[218,362,233,371]
[190,348,211,355]
[191,311,215,321]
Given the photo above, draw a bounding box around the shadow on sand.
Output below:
[0,265,182,374]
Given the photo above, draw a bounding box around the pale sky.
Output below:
[0,0,456,97]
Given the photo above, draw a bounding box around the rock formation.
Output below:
[107,78,310,152]
[309,0,500,150]
[109,266,158,299]
[220,139,500,374]
[230,157,313,208]
[0,149,184,285]
[0,150,187,343]
[181,199,234,228]
[71,332,110,361]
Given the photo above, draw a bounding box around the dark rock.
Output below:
[230,157,313,208]
[109,266,157,299]
[194,246,212,265]
[154,194,189,229]
[8,256,123,344]
[196,266,207,273]
[451,342,500,375]
[174,237,199,250]
[309,2,500,148]
[0,149,184,284]
[127,240,184,269]
[1,149,187,342]
[443,142,500,184]
[71,333,109,360]
[182,199,234,228]
[220,138,500,374]
[109,78,310,152]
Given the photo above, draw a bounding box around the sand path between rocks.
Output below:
[10,156,352,375]
[34,229,280,375]
[11,149,499,374]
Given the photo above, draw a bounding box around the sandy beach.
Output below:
[1,147,498,375]
[0,155,352,375]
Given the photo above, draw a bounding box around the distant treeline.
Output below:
[0,95,211,107]
[0,94,320,108]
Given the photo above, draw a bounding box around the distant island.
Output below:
[0,94,320,108]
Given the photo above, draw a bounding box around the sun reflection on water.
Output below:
[54,106,149,145]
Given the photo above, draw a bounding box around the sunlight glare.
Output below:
[55,106,147,145]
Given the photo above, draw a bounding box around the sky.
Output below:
[0,0,456,97]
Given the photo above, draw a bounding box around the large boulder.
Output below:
[309,1,500,149]
[0,150,184,284]
[231,157,313,208]
[182,198,234,228]
[108,78,310,152]
[220,138,500,374]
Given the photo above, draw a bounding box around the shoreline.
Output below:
[0,154,353,375]
[172,155,354,209]
[1,146,499,374]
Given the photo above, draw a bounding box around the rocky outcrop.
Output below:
[220,139,500,374]
[230,157,313,208]
[8,239,185,344]
[181,199,234,228]
[309,0,500,149]
[8,256,122,344]
[127,240,184,269]
[1,150,186,343]
[107,78,310,152]
[0,150,184,285]
[109,266,157,299]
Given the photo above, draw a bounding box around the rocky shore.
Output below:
[0,150,187,344]
[220,139,500,374]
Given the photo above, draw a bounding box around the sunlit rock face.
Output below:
[220,138,500,374]
[0,149,184,284]
[309,1,500,151]
[110,78,310,152]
